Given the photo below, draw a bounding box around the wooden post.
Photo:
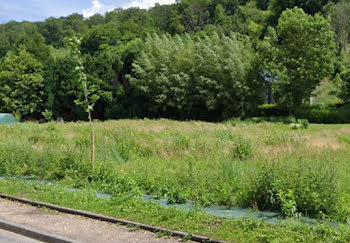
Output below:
[91,130,95,168]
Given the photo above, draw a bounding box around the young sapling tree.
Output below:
[67,35,99,167]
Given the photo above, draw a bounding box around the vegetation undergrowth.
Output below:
[1,179,350,243]
[1,120,350,223]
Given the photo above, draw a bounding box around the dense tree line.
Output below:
[0,0,349,121]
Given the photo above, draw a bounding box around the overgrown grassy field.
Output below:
[1,119,350,241]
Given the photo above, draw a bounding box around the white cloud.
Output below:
[125,0,176,9]
[82,0,116,18]
[82,0,177,18]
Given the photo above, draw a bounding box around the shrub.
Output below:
[245,159,341,218]
[290,123,303,129]
[41,109,53,122]
[297,105,350,124]
[290,119,309,129]
[258,104,290,117]
[231,136,253,160]
[256,104,350,124]
[297,119,309,129]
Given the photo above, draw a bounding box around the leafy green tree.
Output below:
[128,33,262,120]
[85,14,106,28]
[44,49,81,119]
[209,0,240,15]
[0,47,44,117]
[180,0,211,32]
[213,3,234,33]
[38,18,65,47]
[0,25,11,58]
[81,22,121,55]
[341,69,350,103]
[326,0,350,53]
[67,35,99,167]
[168,10,186,34]
[257,0,270,10]
[313,77,342,105]
[149,4,174,32]
[234,1,270,40]
[261,8,336,112]
[269,0,336,24]
[67,36,99,122]
[15,23,51,64]
[64,14,88,35]
[38,14,88,48]
[0,0,344,121]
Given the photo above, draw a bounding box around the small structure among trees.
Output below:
[0,113,16,124]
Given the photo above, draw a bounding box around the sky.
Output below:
[0,0,176,23]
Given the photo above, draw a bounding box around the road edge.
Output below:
[0,193,228,243]
[0,218,75,243]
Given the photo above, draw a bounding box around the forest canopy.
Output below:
[0,0,349,121]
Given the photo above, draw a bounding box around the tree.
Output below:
[85,14,106,28]
[213,3,233,32]
[209,0,240,16]
[180,0,211,32]
[15,23,51,64]
[0,47,44,117]
[341,69,350,103]
[233,1,270,40]
[326,0,350,53]
[38,18,65,47]
[67,36,99,167]
[81,23,121,55]
[269,0,336,24]
[168,10,186,34]
[44,49,82,119]
[67,36,99,124]
[261,8,336,112]
[128,33,262,120]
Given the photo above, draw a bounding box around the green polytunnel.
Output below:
[0,113,17,124]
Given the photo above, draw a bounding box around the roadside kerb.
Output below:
[0,193,228,243]
[0,218,75,243]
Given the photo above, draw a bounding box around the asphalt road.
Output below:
[0,229,41,243]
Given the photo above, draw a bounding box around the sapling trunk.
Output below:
[67,35,99,170]
[86,90,95,168]
[91,129,95,168]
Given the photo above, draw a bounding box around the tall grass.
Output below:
[1,120,350,219]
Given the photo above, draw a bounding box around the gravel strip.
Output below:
[0,199,182,243]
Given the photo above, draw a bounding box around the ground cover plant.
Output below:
[1,119,350,240]
[0,179,350,243]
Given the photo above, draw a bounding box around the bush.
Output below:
[297,119,309,129]
[296,105,350,124]
[290,123,303,129]
[231,136,253,160]
[258,104,290,117]
[290,119,309,129]
[245,159,341,218]
[257,104,350,124]
[252,116,296,124]
[41,109,53,122]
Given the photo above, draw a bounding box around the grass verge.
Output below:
[0,179,350,242]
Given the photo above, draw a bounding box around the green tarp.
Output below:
[0,113,16,124]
